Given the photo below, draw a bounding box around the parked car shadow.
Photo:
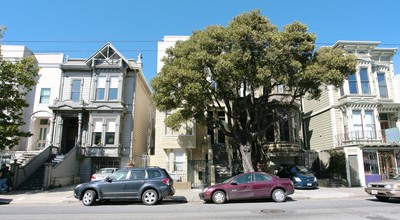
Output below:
[93,196,188,206]
[366,198,400,204]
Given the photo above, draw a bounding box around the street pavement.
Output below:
[0,185,370,205]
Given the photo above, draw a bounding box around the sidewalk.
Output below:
[0,186,370,205]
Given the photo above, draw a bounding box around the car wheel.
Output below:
[142,189,158,205]
[82,189,97,206]
[272,188,286,202]
[375,196,390,201]
[212,190,226,204]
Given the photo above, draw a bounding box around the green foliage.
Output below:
[151,10,356,169]
[326,150,346,179]
[0,28,39,150]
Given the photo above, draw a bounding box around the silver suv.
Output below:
[74,167,175,206]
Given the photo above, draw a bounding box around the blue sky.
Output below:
[1,0,399,83]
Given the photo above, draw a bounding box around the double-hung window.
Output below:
[71,79,82,101]
[92,119,116,146]
[377,73,388,98]
[96,76,119,101]
[348,74,358,94]
[360,68,370,94]
[39,88,51,104]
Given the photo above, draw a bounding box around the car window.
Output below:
[255,173,272,182]
[235,173,252,184]
[130,170,146,180]
[147,169,162,178]
[110,169,129,181]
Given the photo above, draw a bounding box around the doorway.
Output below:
[61,117,78,154]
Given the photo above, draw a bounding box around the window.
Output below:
[235,173,252,184]
[165,111,193,135]
[363,151,379,174]
[109,77,119,100]
[39,88,51,104]
[279,114,289,141]
[353,111,363,139]
[255,173,272,182]
[348,73,358,94]
[365,111,375,139]
[96,77,106,100]
[105,121,115,145]
[71,79,82,101]
[377,73,387,98]
[360,68,370,94]
[92,121,103,145]
[130,170,146,180]
[96,76,119,101]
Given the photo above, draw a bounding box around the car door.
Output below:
[227,173,254,200]
[252,173,274,199]
[124,169,146,199]
[99,169,129,198]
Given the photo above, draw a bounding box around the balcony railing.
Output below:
[334,129,389,146]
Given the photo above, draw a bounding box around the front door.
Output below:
[379,151,396,180]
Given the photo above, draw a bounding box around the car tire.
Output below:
[375,196,390,202]
[142,189,158,205]
[82,189,97,206]
[212,190,226,204]
[272,188,286,202]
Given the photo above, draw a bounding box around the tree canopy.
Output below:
[0,27,39,151]
[151,10,356,172]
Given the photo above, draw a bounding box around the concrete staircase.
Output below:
[17,164,46,190]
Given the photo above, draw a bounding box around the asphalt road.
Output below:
[0,197,399,220]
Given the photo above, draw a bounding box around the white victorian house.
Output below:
[303,41,400,187]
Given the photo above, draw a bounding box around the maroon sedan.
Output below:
[199,172,294,204]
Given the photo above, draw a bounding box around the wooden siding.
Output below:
[132,71,153,165]
[303,86,330,113]
[307,110,334,152]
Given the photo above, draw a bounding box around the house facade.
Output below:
[0,45,63,163]
[303,41,399,187]
[151,36,305,188]
[49,43,154,182]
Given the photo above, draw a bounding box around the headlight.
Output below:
[75,184,82,188]
[367,184,372,188]
[396,185,400,189]
[384,184,393,189]
[201,187,209,193]
[293,177,302,182]
[314,177,317,182]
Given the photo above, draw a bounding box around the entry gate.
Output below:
[187,160,211,188]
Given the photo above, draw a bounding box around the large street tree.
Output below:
[0,27,39,151]
[151,10,356,172]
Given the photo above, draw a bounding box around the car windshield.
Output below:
[390,174,400,180]
[222,176,235,183]
[296,166,311,174]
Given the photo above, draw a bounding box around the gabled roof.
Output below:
[85,42,137,69]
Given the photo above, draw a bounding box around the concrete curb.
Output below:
[0,186,370,205]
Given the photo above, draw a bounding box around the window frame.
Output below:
[39,88,51,104]
[71,79,82,101]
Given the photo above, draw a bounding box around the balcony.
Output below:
[335,129,399,146]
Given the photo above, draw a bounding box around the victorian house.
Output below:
[48,43,154,182]
[303,41,399,187]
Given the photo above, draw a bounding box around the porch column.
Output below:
[77,113,82,146]
[49,113,56,147]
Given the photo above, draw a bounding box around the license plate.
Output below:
[307,183,312,186]
[371,190,378,195]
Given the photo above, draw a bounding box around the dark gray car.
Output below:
[74,167,175,206]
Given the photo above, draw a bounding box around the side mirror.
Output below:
[105,176,112,182]
[230,181,237,185]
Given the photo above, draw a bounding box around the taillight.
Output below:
[91,175,95,180]
[162,178,170,185]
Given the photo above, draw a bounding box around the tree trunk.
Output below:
[240,143,254,173]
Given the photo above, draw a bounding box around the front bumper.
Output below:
[294,182,318,189]
[365,188,400,198]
